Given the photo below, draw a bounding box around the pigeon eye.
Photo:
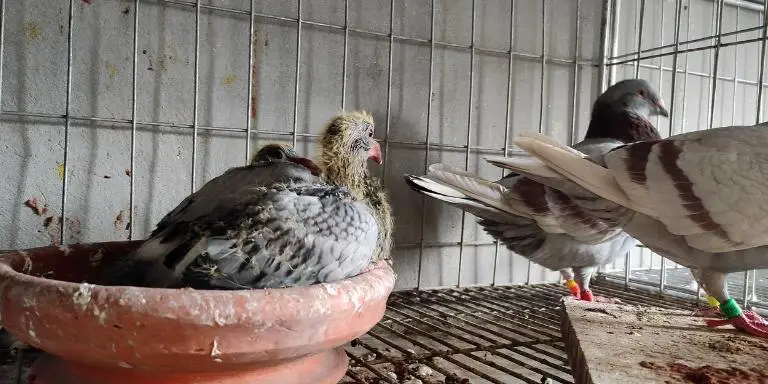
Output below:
[367,127,374,138]
[637,89,647,97]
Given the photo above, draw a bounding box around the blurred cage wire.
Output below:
[0,0,767,383]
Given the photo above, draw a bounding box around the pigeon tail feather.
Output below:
[510,133,657,219]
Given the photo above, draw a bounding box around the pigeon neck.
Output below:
[585,103,663,143]
[321,154,369,199]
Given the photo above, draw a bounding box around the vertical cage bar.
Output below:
[608,0,621,86]
[128,0,140,240]
[742,270,751,307]
[707,0,725,130]
[341,0,349,109]
[0,0,5,111]
[656,0,666,290]
[597,0,613,91]
[190,0,201,193]
[679,0,692,137]
[244,0,256,164]
[60,0,76,244]
[624,248,631,288]
[457,0,477,287]
[745,1,768,308]
[730,4,740,126]
[569,0,581,146]
[660,0,683,296]
[528,0,547,285]
[493,0,516,286]
[755,2,768,123]
[381,0,396,188]
[416,0,437,290]
[634,0,646,78]
[292,0,303,148]
[656,0,666,129]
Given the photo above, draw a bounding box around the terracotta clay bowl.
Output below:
[0,241,395,384]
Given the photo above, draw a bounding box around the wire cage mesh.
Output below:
[0,0,767,383]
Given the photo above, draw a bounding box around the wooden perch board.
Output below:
[560,297,768,384]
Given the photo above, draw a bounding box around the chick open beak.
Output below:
[288,156,322,176]
[368,140,383,165]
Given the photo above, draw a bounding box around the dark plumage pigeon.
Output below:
[100,143,379,290]
[405,79,668,302]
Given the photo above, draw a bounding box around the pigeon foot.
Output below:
[706,313,768,338]
[565,279,581,299]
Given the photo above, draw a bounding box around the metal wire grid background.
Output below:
[0,0,604,290]
[598,0,768,314]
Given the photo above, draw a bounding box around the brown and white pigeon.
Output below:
[497,123,768,338]
[100,143,379,290]
[404,79,668,301]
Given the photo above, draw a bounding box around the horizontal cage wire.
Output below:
[0,0,767,383]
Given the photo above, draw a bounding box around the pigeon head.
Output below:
[321,110,382,166]
[251,143,321,176]
[319,110,382,194]
[595,78,669,118]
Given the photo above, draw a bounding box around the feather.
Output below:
[100,143,378,290]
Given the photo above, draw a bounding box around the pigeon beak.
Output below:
[289,156,322,176]
[368,140,383,165]
[656,99,669,118]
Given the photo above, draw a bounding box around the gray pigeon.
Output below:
[404,79,668,301]
[497,123,768,338]
[100,143,379,290]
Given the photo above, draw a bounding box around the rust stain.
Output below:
[250,30,260,119]
[105,61,119,81]
[221,73,237,87]
[56,162,65,181]
[46,216,62,246]
[82,0,93,4]
[66,218,82,241]
[23,22,42,43]
[24,198,45,216]
[264,31,269,49]
[104,60,119,89]
[114,210,126,230]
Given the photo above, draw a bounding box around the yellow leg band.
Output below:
[566,279,580,296]
[706,295,720,308]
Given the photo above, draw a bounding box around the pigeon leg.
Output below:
[575,266,621,303]
[689,269,724,318]
[696,270,768,338]
[560,268,581,299]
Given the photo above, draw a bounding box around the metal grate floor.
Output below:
[0,280,701,384]
[342,280,700,384]
[604,268,767,307]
